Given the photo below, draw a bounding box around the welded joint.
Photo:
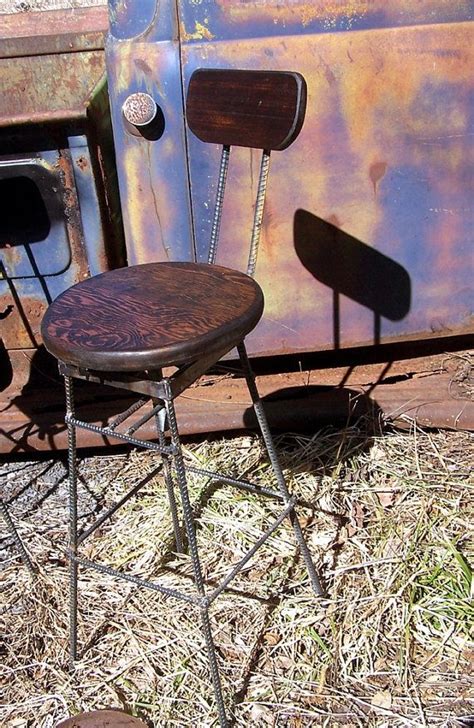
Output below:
[161,377,173,402]
[124,401,165,436]
[206,497,298,605]
[65,414,178,455]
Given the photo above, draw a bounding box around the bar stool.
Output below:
[41,68,323,727]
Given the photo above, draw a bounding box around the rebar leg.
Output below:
[164,382,229,727]
[65,375,79,665]
[1,499,36,576]
[237,343,325,597]
[153,402,184,553]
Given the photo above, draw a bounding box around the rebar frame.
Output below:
[208,145,230,265]
[207,145,270,278]
[247,150,271,277]
[63,341,323,726]
[65,374,78,664]
[153,400,183,554]
[62,134,321,727]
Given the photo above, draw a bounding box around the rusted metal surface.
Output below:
[0,3,125,453]
[181,13,474,355]
[0,0,105,10]
[179,1,473,40]
[0,51,106,127]
[0,6,108,127]
[0,152,88,348]
[0,290,47,350]
[0,147,103,349]
[69,135,110,277]
[105,1,473,356]
[105,0,194,264]
[0,6,108,59]
[1,349,472,452]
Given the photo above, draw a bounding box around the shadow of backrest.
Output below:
[243,384,383,431]
[294,209,411,322]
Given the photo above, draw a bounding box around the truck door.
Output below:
[106,1,473,358]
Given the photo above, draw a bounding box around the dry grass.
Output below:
[1,420,473,727]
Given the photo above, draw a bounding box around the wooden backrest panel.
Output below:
[186,69,307,151]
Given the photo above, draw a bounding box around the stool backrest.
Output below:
[186,69,307,276]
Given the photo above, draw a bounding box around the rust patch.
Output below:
[182,21,215,42]
[0,302,14,319]
[56,151,90,281]
[0,51,105,126]
[134,58,152,75]
[369,160,387,197]
[75,155,89,171]
[1,351,473,452]
[430,319,453,335]
[0,292,47,348]
[444,352,474,401]
[0,245,22,268]
[0,7,108,59]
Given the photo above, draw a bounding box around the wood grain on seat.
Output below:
[56,709,147,727]
[186,69,307,151]
[41,262,264,372]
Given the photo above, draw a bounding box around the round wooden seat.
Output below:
[41,262,264,372]
[56,709,147,727]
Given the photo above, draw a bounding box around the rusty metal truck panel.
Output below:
[183,19,473,355]
[0,5,108,59]
[1,350,472,454]
[105,0,473,359]
[0,4,125,453]
[106,0,194,264]
[179,1,473,40]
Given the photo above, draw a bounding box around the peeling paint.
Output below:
[182,21,215,42]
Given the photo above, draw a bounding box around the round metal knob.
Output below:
[122,92,157,128]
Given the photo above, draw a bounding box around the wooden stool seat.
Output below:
[41,262,264,372]
[56,709,147,727]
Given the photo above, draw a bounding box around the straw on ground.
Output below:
[1,421,473,726]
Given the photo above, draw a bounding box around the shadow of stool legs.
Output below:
[1,497,36,575]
